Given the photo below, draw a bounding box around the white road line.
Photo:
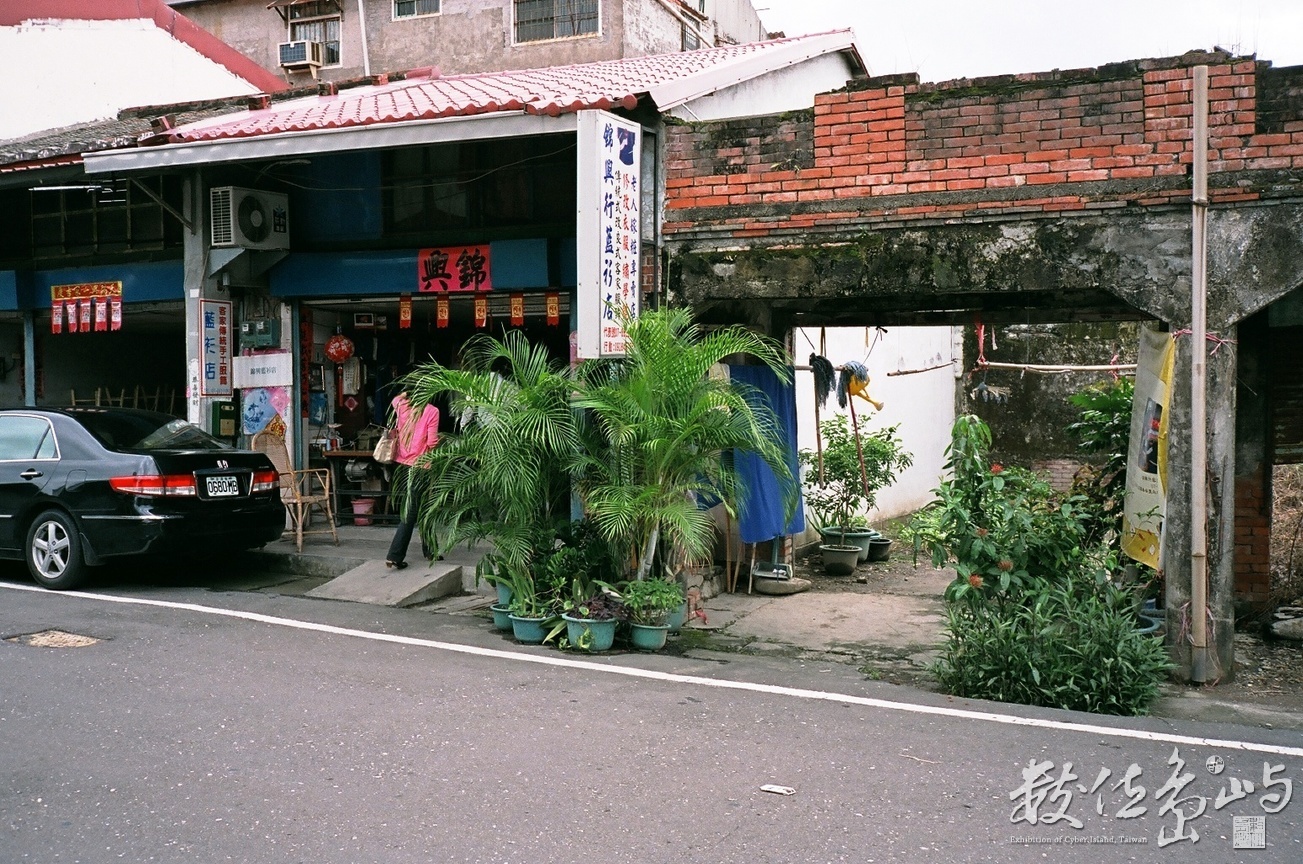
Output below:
[5,581,1302,759]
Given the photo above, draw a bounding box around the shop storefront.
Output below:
[15,262,188,415]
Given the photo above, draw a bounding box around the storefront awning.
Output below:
[83,112,576,174]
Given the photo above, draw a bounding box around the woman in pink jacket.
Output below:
[385,392,440,569]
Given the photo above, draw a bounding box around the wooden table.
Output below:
[322,450,394,525]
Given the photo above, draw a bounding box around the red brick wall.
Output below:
[1235,469,1272,606]
[664,55,1303,237]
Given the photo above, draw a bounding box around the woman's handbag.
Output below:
[372,427,397,464]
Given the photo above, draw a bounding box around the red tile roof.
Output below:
[164,31,858,144]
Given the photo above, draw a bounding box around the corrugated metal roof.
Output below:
[164,31,860,144]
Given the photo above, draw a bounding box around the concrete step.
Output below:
[305,560,465,607]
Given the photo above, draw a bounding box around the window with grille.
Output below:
[289,3,341,65]
[394,0,439,19]
[513,0,598,43]
[682,22,700,50]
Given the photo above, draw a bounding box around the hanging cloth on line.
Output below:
[727,364,805,544]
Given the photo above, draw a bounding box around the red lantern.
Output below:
[324,332,354,363]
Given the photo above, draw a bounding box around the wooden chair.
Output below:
[251,431,338,552]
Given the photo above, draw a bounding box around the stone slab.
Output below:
[306,560,464,607]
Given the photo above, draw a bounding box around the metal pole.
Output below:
[356,0,371,78]
[1190,66,1210,683]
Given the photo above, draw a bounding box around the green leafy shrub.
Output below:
[799,415,912,539]
[932,578,1173,715]
[1067,378,1134,553]
[925,415,1093,601]
[923,414,1171,715]
[620,578,684,626]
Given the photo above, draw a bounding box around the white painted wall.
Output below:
[0,19,262,140]
[669,53,855,121]
[794,325,960,524]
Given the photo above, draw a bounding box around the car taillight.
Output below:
[109,474,197,497]
[251,469,279,493]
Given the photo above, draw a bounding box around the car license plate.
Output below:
[205,475,241,498]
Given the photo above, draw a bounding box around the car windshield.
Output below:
[74,411,231,452]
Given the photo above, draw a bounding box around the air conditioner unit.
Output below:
[210,187,290,251]
[278,40,323,70]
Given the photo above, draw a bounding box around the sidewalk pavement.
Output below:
[246,524,1303,733]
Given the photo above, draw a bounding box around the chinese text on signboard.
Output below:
[200,299,232,397]
[417,245,492,293]
[577,110,641,358]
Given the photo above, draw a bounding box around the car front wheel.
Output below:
[26,510,86,590]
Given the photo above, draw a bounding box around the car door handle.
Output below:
[20,469,42,480]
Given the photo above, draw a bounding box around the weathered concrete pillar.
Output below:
[1164,324,1238,682]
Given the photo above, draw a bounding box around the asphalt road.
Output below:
[1,563,1300,864]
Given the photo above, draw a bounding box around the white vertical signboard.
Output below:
[576,109,642,358]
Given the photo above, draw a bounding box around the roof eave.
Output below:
[648,30,865,110]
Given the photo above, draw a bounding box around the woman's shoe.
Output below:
[385,560,409,570]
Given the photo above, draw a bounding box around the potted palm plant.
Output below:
[402,329,581,616]
[800,415,911,567]
[575,307,798,586]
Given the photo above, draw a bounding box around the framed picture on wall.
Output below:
[308,364,325,392]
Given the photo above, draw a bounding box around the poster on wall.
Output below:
[242,386,290,437]
[417,245,492,292]
[233,351,294,390]
[1121,326,1175,569]
[576,109,641,358]
[199,299,233,397]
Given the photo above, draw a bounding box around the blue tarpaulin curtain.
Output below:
[727,364,805,544]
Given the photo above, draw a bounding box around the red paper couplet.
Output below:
[51,302,62,334]
[545,292,560,327]
[94,296,108,331]
[110,295,122,331]
[509,293,525,326]
[79,299,92,331]
[399,294,412,330]
[66,300,79,333]
[473,295,488,329]
[435,297,449,329]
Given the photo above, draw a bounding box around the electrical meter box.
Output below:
[239,317,279,349]
[211,400,237,439]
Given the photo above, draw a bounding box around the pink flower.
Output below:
[990,463,1004,474]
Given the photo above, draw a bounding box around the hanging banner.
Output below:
[51,302,62,334]
[52,282,123,335]
[510,293,525,326]
[110,295,122,331]
[473,294,488,328]
[399,293,412,329]
[417,245,492,293]
[1121,327,1175,568]
[199,299,233,397]
[576,109,641,358]
[436,297,450,329]
[546,292,560,327]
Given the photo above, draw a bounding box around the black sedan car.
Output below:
[0,407,285,590]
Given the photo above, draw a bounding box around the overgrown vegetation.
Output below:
[799,415,912,537]
[921,413,1171,716]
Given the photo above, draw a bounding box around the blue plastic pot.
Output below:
[666,602,689,635]
[629,622,669,651]
[562,614,617,652]
[1136,613,1163,636]
[495,583,513,607]
[490,603,512,632]
[509,614,547,644]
